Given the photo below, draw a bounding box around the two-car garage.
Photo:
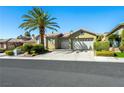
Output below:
[60,38,94,50]
[72,38,94,50]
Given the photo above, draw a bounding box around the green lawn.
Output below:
[114,52,124,58]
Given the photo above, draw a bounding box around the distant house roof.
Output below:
[0,38,11,43]
[8,38,23,43]
[61,33,71,38]
[36,33,63,39]
[22,39,36,43]
[17,35,32,40]
[0,38,35,44]
[46,33,63,38]
[106,23,124,36]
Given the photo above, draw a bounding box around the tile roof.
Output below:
[106,23,124,36]
[46,33,63,38]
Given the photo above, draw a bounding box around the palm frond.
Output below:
[22,14,34,19]
[47,24,60,28]
[33,7,43,16]
[46,26,58,31]
[29,27,38,32]
[47,17,57,22]
[28,10,38,18]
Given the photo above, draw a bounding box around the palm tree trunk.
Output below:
[39,27,45,49]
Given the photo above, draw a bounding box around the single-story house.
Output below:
[0,39,11,49]
[0,38,36,50]
[106,24,124,48]
[0,38,23,50]
[36,29,97,51]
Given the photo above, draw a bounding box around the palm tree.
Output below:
[19,7,60,48]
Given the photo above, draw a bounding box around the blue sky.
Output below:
[1,6,124,39]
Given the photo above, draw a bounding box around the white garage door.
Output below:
[61,39,69,49]
[73,39,94,50]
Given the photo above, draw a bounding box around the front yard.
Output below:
[94,40,124,58]
[0,43,49,57]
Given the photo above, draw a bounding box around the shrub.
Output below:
[119,38,124,52]
[23,43,33,54]
[21,43,48,55]
[24,31,31,37]
[0,48,5,53]
[96,51,114,56]
[94,41,110,51]
[31,44,44,54]
[5,50,14,56]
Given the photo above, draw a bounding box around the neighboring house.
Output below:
[0,38,23,50]
[0,38,36,50]
[0,39,11,49]
[106,24,124,48]
[36,29,97,51]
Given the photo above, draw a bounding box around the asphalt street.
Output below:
[1,59,124,87]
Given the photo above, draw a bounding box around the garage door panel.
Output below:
[73,39,93,50]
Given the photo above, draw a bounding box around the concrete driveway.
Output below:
[36,49,94,61]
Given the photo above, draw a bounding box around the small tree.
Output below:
[96,35,104,41]
[119,30,124,52]
[24,31,31,37]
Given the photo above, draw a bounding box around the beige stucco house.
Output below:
[44,29,97,51]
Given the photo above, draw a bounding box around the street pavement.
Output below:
[1,59,124,87]
[1,50,124,62]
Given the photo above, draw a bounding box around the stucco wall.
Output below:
[75,32,96,40]
[47,38,56,51]
[0,43,6,49]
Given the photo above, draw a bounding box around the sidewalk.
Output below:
[0,55,124,63]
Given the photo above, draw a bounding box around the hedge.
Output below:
[5,50,14,56]
[96,51,114,57]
